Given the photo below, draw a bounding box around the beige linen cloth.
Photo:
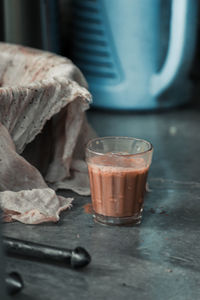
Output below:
[0,43,95,224]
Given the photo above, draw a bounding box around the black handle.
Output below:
[3,236,91,269]
[6,272,23,295]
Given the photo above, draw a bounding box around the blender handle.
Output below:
[150,0,198,97]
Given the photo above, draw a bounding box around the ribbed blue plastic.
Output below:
[72,0,121,85]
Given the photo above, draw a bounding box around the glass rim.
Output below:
[86,136,153,157]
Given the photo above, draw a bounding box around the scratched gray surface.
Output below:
[3,105,200,300]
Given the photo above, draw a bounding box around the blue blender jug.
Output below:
[71,0,198,110]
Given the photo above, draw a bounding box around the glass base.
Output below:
[93,212,142,226]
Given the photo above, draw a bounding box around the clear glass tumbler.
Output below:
[86,137,153,225]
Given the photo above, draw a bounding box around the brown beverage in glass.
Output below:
[86,137,153,225]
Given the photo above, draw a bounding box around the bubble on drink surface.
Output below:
[110,151,130,156]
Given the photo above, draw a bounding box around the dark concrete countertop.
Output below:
[3,105,200,300]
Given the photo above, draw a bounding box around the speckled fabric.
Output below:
[0,43,94,224]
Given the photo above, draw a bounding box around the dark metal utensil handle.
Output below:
[6,272,23,295]
[3,236,91,269]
